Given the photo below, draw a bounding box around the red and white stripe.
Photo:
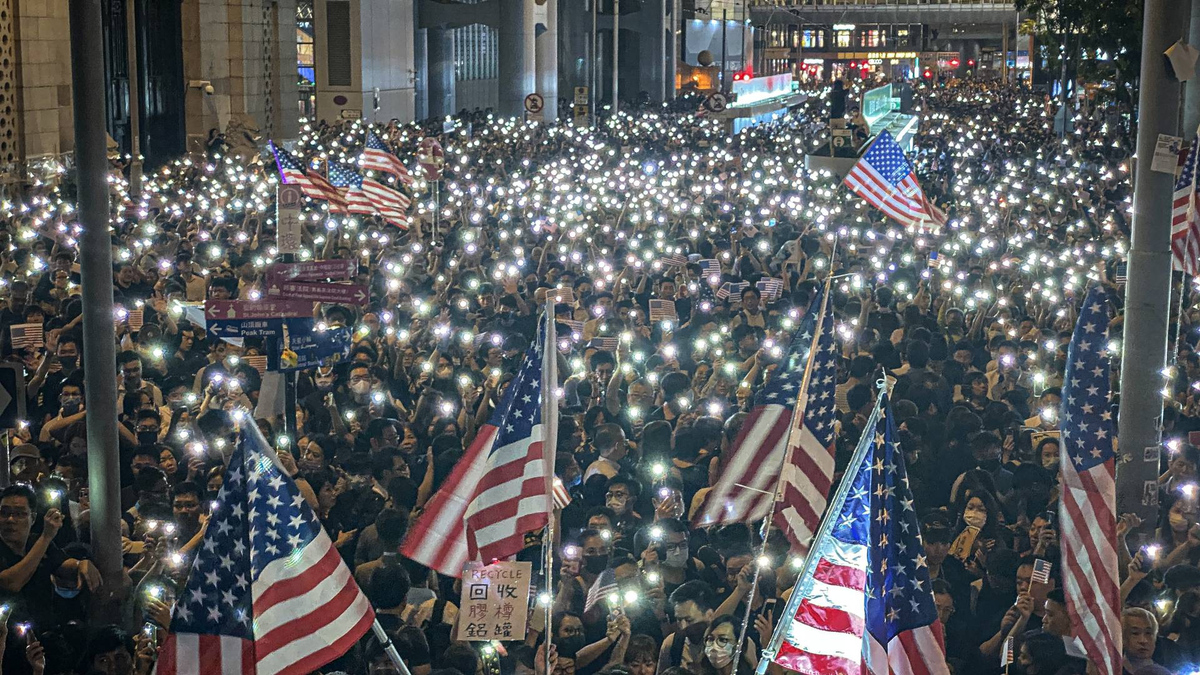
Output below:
[464,423,551,562]
[341,186,376,216]
[866,623,951,675]
[774,536,868,674]
[362,178,411,228]
[362,148,415,186]
[1172,142,1200,275]
[845,163,943,231]
[774,418,835,555]
[693,400,795,528]
[1059,451,1122,675]
[155,529,374,675]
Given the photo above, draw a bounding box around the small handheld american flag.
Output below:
[1031,558,1052,585]
[10,323,43,351]
[756,278,784,302]
[1172,134,1200,275]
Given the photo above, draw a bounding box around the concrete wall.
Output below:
[457,78,498,112]
[184,0,298,144]
[16,0,73,159]
[361,0,416,122]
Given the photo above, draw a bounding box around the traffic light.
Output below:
[922,69,933,79]
[950,58,960,68]
[967,58,976,67]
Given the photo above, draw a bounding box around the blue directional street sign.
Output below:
[268,323,352,371]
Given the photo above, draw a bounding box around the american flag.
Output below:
[269,142,348,213]
[327,163,377,216]
[589,337,619,352]
[1001,636,1015,668]
[1057,285,1121,675]
[10,323,43,350]
[1172,136,1200,275]
[1032,558,1052,585]
[757,277,785,302]
[844,130,946,231]
[362,178,411,229]
[763,394,949,675]
[401,312,556,575]
[773,303,838,553]
[715,281,749,301]
[648,299,677,323]
[693,292,829,531]
[658,253,687,269]
[155,425,374,675]
[699,258,721,280]
[361,129,414,185]
[584,569,619,613]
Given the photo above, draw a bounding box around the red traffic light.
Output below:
[950,58,960,67]
[967,59,976,67]
[922,69,933,79]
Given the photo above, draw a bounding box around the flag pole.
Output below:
[755,379,888,675]
[730,248,838,670]
[371,619,415,675]
[541,296,559,675]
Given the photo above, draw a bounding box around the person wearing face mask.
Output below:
[602,476,645,541]
[948,491,1002,575]
[657,580,717,672]
[39,376,86,443]
[950,432,1013,500]
[698,615,758,675]
[638,519,701,596]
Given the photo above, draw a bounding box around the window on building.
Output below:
[787,25,800,48]
[296,0,314,118]
[835,30,851,48]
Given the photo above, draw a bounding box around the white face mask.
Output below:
[705,643,733,669]
[963,509,987,529]
[350,381,371,396]
[606,496,627,513]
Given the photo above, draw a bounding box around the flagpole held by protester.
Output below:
[729,270,835,670]
[756,376,950,675]
[755,378,885,675]
[541,296,559,675]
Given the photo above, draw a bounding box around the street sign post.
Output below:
[276,184,304,254]
[525,93,545,122]
[0,363,27,430]
[270,323,353,371]
[205,299,314,322]
[703,92,729,115]
[266,280,369,305]
[268,259,357,283]
[574,87,588,105]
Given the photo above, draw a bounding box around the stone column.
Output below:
[535,0,558,121]
[498,0,536,117]
[665,0,678,100]
[644,0,667,102]
[428,26,456,119]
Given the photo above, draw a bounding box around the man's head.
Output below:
[172,481,203,530]
[594,423,627,461]
[375,508,409,549]
[0,483,35,549]
[669,580,717,631]
[605,475,639,516]
[118,350,144,390]
[1121,607,1158,662]
[1043,588,1071,636]
[580,528,612,575]
[931,579,954,625]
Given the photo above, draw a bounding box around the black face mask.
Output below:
[978,458,1001,473]
[137,431,158,447]
[583,554,610,575]
[682,620,709,644]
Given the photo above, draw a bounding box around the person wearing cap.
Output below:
[8,445,45,486]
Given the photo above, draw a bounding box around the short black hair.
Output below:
[669,580,717,613]
[375,508,409,545]
[368,564,411,609]
[0,483,35,505]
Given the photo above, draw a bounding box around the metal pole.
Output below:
[69,0,124,611]
[1118,0,1191,528]
[282,253,298,441]
[611,0,619,113]
[721,9,729,94]
[591,0,597,123]
[757,390,885,674]
[124,0,142,197]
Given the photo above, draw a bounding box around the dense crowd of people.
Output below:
[0,78,1190,675]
